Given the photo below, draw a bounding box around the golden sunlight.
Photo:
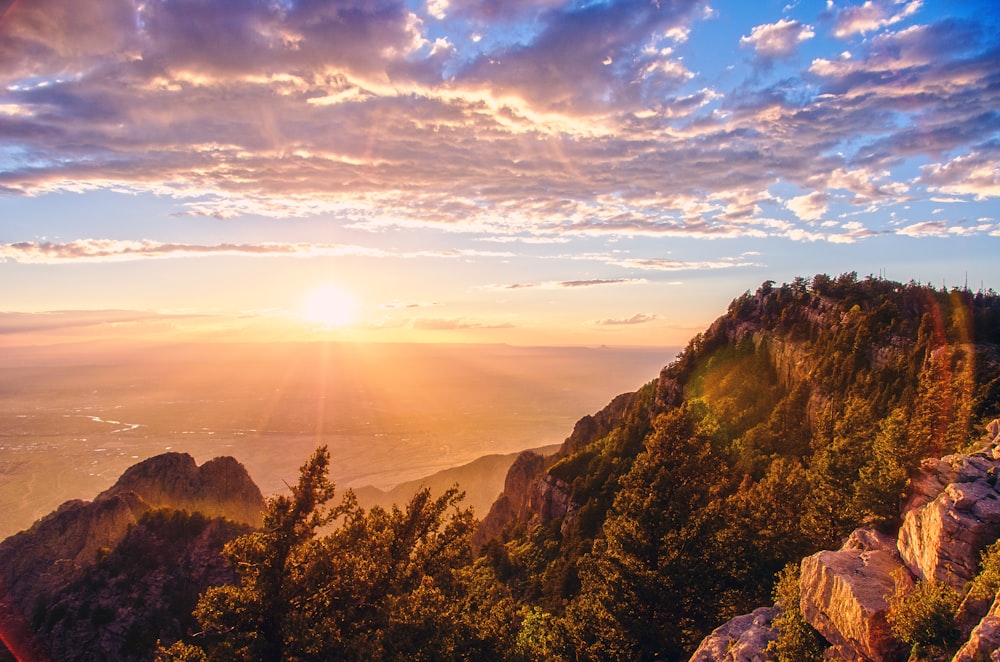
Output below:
[299,284,360,328]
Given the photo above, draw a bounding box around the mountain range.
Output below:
[2,273,999,661]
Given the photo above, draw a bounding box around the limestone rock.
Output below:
[897,453,1000,589]
[100,452,264,527]
[799,528,909,661]
[953,592,1000,662]
[473,450,548,550]
[688,606,778,662]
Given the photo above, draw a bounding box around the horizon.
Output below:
[2,0,999,348]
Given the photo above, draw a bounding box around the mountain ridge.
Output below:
[4,274,1000,661]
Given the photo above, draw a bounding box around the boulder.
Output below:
[953,593,1000,662]
[897,453,1000,589]
[688,606,778,662]
[799,528,909,661]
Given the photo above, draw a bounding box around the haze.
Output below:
[0,340,675,539]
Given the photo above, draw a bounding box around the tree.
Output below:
[164,447,500,661]
[767,563,825,662]
[564,407,728,659]
[188,446,352,661]
[886,575,960,660]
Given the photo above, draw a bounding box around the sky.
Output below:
[0,0,998,347]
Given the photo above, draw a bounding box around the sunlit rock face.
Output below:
[898,452,1000,590]
[954,594,1000,662]
[473,390,641,548]
[688,606,778,662]
[0,452,263,661]
[799,529,909,662]
[472,449,547,550]
[99,452,265,528]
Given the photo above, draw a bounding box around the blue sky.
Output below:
[0,0,998,346]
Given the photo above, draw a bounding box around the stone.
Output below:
[897,455,1000,589]
[100,452,264,527]
[799,529,909,661]
[953,593,1000,662]
[688,606,778,662]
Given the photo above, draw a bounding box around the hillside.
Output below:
[353,444,561,518]
[474,274,1000,658]
[4,274,1000,661]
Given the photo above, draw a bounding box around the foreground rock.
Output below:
[688,607,778,662]
[953,594,1000,662]
[898,452,1000,590]
[691,422,1000,662]
[799,529,909,661]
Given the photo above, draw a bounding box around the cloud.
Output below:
[0,0,995,248]
[411,317,515,330]
[610,257,764,271]
[0,239,514,264]
[488,278,645,290]
[740,18,815,60]
[0,309,178,335]
[593,313,657,326]
[831,0,923,38]
[0,239,384,263]
[786,192,831,221]
[920,152,1000,200]
[896,220,948,238]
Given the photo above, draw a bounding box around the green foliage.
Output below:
[887,575,961,660]
[172,445,513,662]
[767,563,825,662]
[151,276,1000,661]
[966,539,1000,604]
[35,508,247,661]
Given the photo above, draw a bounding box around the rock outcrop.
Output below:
[899,450,1000,590]
[954,594,1000,662]
[99,452,265,528]
[473,450,549,550]
[474,390,642,546]
[0,452,264,661]
[799,529,909,661]
[691,421,1000,662]
[688,607,778,662]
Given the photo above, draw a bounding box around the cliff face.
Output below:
[98,452,265,527]
[0,452,263,661]
[474,389,645,545]
[473,276,1000,657]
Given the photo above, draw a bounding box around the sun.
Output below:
[299,284,360,328]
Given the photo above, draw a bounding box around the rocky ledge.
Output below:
[691,420,1000,662]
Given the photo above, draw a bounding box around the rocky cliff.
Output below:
[474,389,649,545]
[690,420,1000,662]
[0,453,264,661]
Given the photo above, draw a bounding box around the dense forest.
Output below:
[9,274,1000,661]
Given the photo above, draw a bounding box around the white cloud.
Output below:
[786,192,830,221]
[740,18,814,59]
[832,0,922,38]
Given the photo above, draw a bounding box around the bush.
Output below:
[766,563,825,662]
[886,574,960,659]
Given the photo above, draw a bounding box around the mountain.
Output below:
[472,274,1000,658]
[4,274,1000,661]
[353,444,561,518]
[0,453,263,661]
